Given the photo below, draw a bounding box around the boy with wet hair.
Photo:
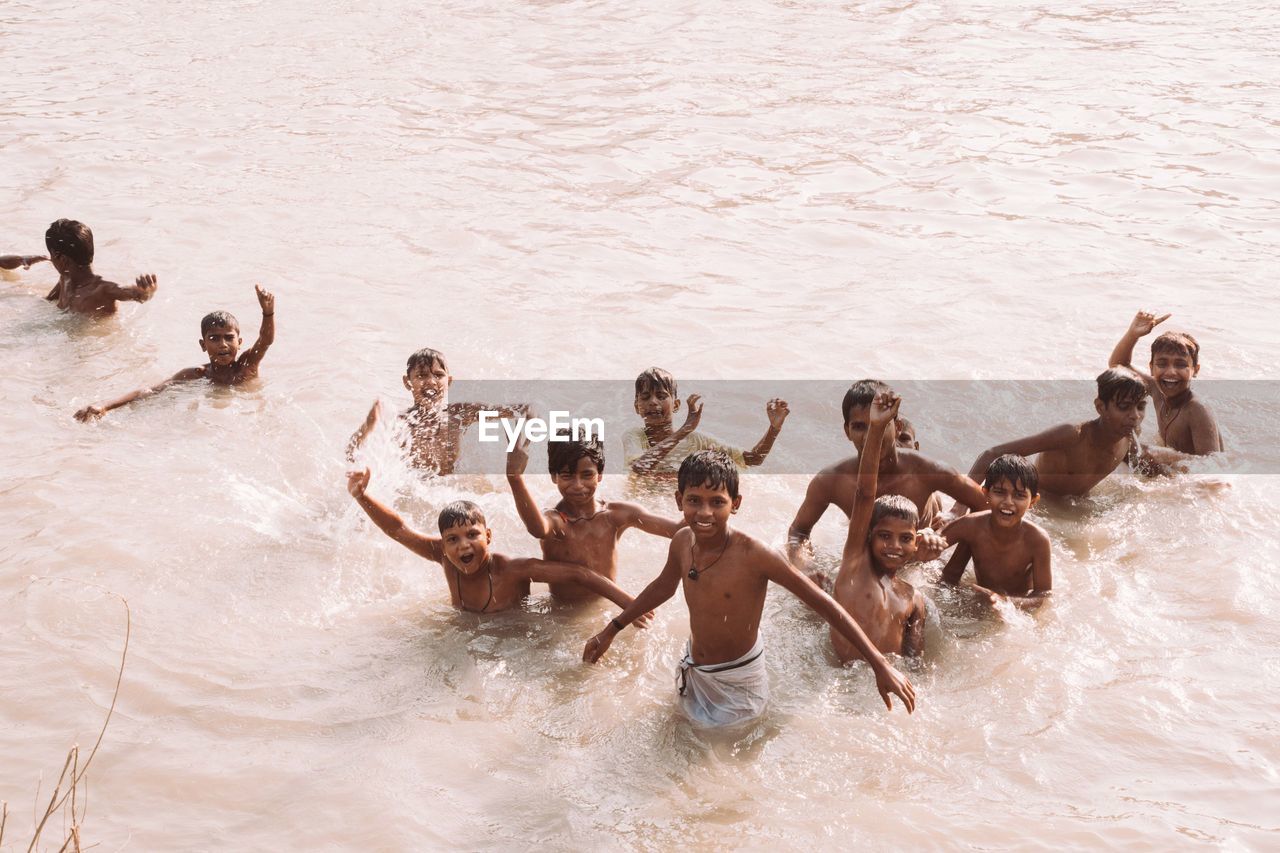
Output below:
[583,449,916,727]
[75,285,275,421]
[1108,311,1222,455]
[966,366,1170,497]
[831,392,929,661]
[505,433,685,601]
[347,468,647,616]
[941,454,1051,609]
[3,219,157,315]
[786,379,981,571]
[347,347,528,474]
[623,366,789,475]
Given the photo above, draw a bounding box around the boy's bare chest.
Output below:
[1156,403,1197,451]
[834,571,912,651]
[542,517,621,569]
[969,537,1034,591]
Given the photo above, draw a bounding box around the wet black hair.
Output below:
[841,379,892,424]
[983,453,1039,496]
[407,347,448,374]
[547,433,605,476]
[635,366,677,398]
[1150,331,1200,367]
[677,450,739,499]
[870,494,918,530]
[44,219,94,266]
[201,311,239,335]
[1096,366,1148,406]
[437,500,486,532]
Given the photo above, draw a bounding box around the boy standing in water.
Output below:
[941,454,1052,609]
[1108,311,1223,454]
[75,285,275,420]
[347,347,528,475]
[623,367,789,475]
[4,219,157,315]
[831,392,928,661]
[583,450,915,727]
[506,434,684,601]
[347,468,649,617]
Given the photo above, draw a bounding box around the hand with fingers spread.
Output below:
[681,393,703,433]
[766,398,790,430]
[1127,310,1171,338]
[134,273,158,302]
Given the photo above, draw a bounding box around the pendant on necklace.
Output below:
[688,567,700,581]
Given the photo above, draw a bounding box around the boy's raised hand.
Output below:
[506,435,531,476]
[1128,310,1171,337]
[681,394,703,432]
[255,284,275,314]
[869,391,901,428]
[766,398,790,430]
[134,273,158,300]
[347,467,371,498]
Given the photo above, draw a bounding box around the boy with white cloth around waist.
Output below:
[584,450,916,727]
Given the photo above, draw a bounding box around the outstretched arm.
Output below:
[842,392,899,565]
[346,400,383,461]
[611,502,685,539]
[630,394,703,475]
[517,559,644,616]
[967,423,1080,484]
[75,367,205,421]
[346,468,443,562]
[505,437,553,539]
[1109,311,1168,388]
[102,273,158,304]
[583,537,685,663]
[0,254,48,270]
[240,285,275,369]
[742,398,789,466]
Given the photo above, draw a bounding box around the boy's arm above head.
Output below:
[1109,311,1169,386]
[101,273,158,304]
[239,285,275,369]
[346,399,383,462]
[0,254,49,270]
[611,501,684,539]
[583,534,687,663]
[630,394,703,475]
[786,471,834,569]
[842,392,900,566]
[967,423,1081,484]
[74,367,205,422]
[741,398,790,466]
[505,437,555,540]
[345,468,444,562]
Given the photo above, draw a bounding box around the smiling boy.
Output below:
[583,449,916,727]
[1108,311,1222,455]
[506,434,683,601]
[347,347,528,474]
[941,454,1051,610]
[74,284,274,421]
[347,468,646,616]
[4,219,157,315]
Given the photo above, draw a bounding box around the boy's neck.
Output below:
[984,513,1022,543]
[1160,387,1194,409]
[64,266,96,287]
[557,494,603,519]
[692,524,732,554]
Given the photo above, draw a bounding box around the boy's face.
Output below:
[553,456,600,504]
[675,482,740,539]
[868,516,918,575]
[200,323,242,366]
[634,385,677,426]
[1150,351,1199,399]
[441,522,492,573]
[404,360,451,407]
[1095,395,1146,437]
[984,477,1038,528]
[845,405,896,457]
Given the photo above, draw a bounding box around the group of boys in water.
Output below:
[6,218,1223,727]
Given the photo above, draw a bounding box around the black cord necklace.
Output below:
[453,558,495,613]
[688,531,731,581]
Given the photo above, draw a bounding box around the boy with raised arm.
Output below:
[786,379,978,572]
[583,450,915,727]
[347,347,528,475]
[506,433,684,601]
[1108,311,1223,455]
[347,468,647,617]
[623,367,789,475]
[4,219,157,315]
[941,454,1052,610]
[831,392,929,661]
[75,285,275,421]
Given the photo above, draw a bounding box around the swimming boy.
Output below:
[1108,311,1222,454]
[966,367,1170,497]
[623,367,789,475]
[74,285,274,421]
[786,379,981,570]
[347,347,528,474]
[941,454,1051,610]
[506,434,684,601]
[583,450,916,727]
[4,220,157,315]
[347,468,648,617]
[831,391,928,661]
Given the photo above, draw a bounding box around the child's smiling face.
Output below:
[634,385,677,426]
[984,476,1038,528]
[676,482,740,538]
[1150,351,1199,399]
[404,360,451,407]
[868,516,917,574]
[553,456,601,505]
[441,522,492,573]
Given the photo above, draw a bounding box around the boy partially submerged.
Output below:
[583,450,915,727]
[4,219,156,315]
[347,347,528,474]
[75,285,274,421]
[941,454,1051,609]
[347,468,646,616]
[506,434,684,601]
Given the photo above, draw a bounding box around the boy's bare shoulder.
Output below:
[896,448,956,474]
[1021,518,1051,545]
[946,511,988,539]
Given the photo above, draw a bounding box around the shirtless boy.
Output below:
[831,392,928,662]
[583,450,916,727]
[941,454,1051,610]
[786,380,980,570]
[966,367,1165,497]
[623,367,789,475]
[347,347,528,474]
[506,434,684,601]
[75,285,275,421]
[4,219,156,315]
[347,468,646,617]
[1108,311,1222,455]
